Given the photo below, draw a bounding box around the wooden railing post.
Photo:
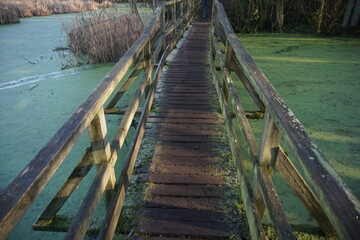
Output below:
[222,40,233,101]
[88,107,115,208]
[144,40,153,97]
[253,112,281,218]
[180,2,184,29]
[161,8,166,51]
[173,2,177,27]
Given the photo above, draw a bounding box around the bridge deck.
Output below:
[128,14,245,239]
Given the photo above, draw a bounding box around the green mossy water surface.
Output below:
[234,33,360,237]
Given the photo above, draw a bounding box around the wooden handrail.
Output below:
[210,0,360,239]
[0,1,200,238]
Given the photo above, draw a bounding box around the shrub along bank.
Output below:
[65,10,144,63]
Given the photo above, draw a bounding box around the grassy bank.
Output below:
[236,33,360,230]
[0,0,114,24]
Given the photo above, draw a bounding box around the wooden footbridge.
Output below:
[1,0,359,239]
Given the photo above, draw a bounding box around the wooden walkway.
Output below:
[128,15,243,239]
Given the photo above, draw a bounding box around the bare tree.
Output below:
[276,0,284,32]
[342,0,360,28]
[350,0,360,26]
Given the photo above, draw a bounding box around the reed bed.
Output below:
[0,0,114,24]
[65,10,144,63]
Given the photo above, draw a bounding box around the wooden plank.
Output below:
[157,92,211,98]
[137,219,228,238]
[158,123,217,130]
[150,163,218,175]
[154,146,215,157]
[254,112,281,218]
[154,96,212,102]
[144,196,224,210]
[154,99,211,105]
[276,147,336,237]
[147,184,224,197]
[149,111,218,119]
[149,174,225,185]
[231,59,266,112]
[151,156,219,166]
[155,142,217,150]
[158,129,214,136]
[157,135,216,142]
[141,208,226,222]
[148,117,220,125]
[258,167,295,240]
[157,104,213,110]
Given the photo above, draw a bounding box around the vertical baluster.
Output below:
[88,107,115,208]
[223,40,233,101]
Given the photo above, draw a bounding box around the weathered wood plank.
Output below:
[258,167,295,240]
[88,108,115,208]
[137,219,228,238]
[276,147,336,237]
[150,163,219,175]
[147,117,221,124]
[151,156,219,166]
[254,112,281,218]
[154,146,215,157]
[140,208,226,221]
[149,111,218,119]
[157,135,216,142]
[149,174,225,185]
[231,59,266,112]
[145,196,224,210]
[147,184,224,197]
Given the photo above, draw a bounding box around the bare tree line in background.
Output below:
[221,0,360,34]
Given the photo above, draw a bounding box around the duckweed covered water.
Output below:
[237,33,360,231]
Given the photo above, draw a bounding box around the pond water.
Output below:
[0,11,124,240]
[238,34,360,230]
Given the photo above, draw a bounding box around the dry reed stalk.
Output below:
[65,10,145,63]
